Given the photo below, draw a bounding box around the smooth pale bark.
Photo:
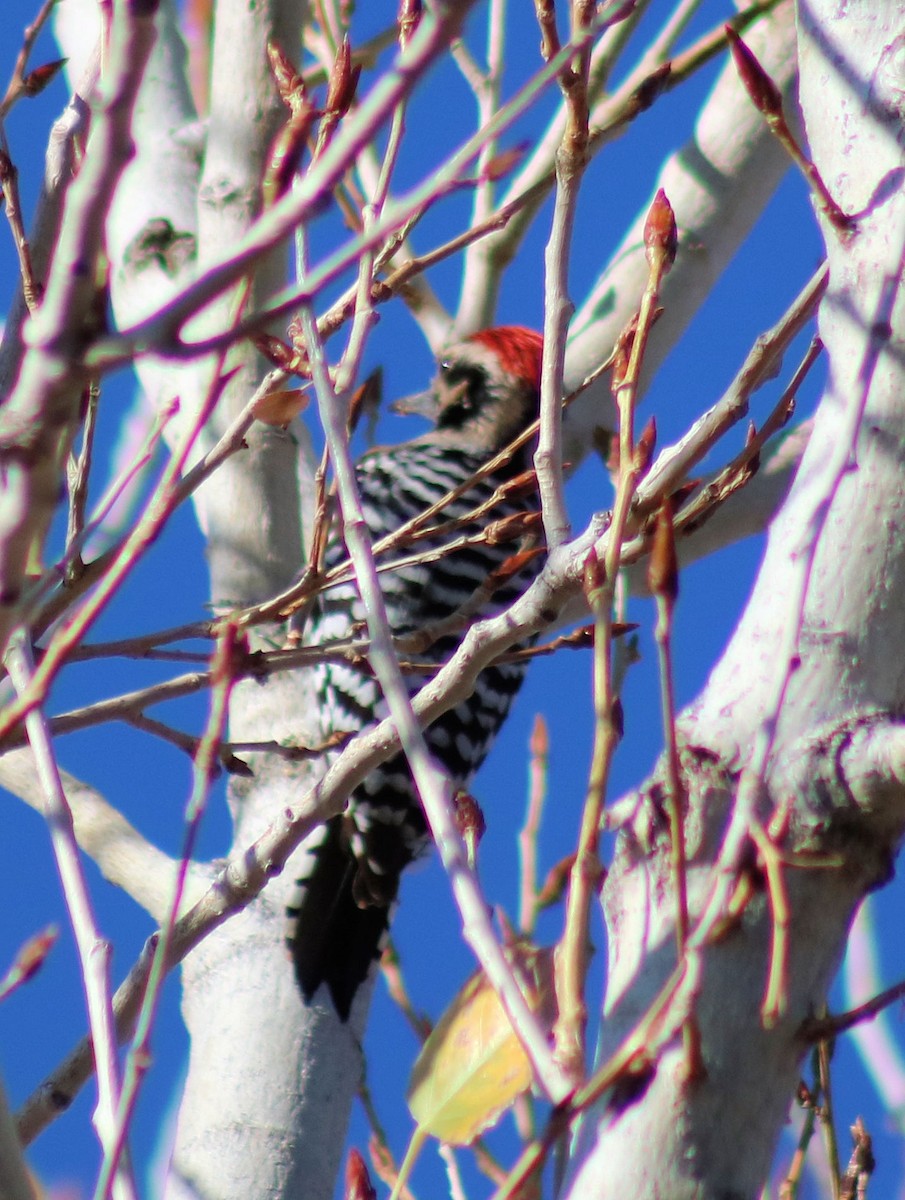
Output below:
[564,4,905,1197]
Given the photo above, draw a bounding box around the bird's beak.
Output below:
[390,387,440,419]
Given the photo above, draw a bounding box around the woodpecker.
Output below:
[287,326,545,1020]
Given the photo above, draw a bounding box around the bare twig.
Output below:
[727,26,855,236]
[439,1145,469,1200]
[817,1020,842,1200]
[779,1066,820,1200]
[534,0,595,551]
[0,0,64,310]
[456,0,509,330]
[64,381,100,582]
[5,631,134,1196]
[96,625,239,1197]
[553,189,677,1080]
[648,501,701,1078]
[0,1072,34,1200]
[17,943,156,1145]
[840,1118,874,1200]
[0,142,41,311]
[551,546,611,1080]
[660,338,820,543]
[518,714,549,935]
[380,939,432,1042]
[803,976,905,1042]
[0,0,61,117]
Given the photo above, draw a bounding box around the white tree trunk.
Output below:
[565,3,905,1195]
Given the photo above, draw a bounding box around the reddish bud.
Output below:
[0,925,58,1001]
[610,318,638,393]
[15,925,58,983]
[485,510,542,546]
[797,1080,814,1108]
[482,143,527,183]
[610,696,624,739]
[22,58,67,98]
[344,1149,377,1200]
[726,26,783,118]
[535,853,577,910]
[647,501,679,606]
[488,547,543,585]
[498,469,539,502]
[670,480,700,510]
[535,0,560,62]
[398,0,422,48]
[315,36,361,159]
[633,415,657,477]
[252,333,303,372]
[582,545,607,601]
[223,753,254,777]
[348,368,382,434]
[629,62,672,115]
[530,712,549,759]
[611,345,629,393]
[454,789,486,867]
[367,1135,397,1190]
[287,316,304,349]
[644,188,678,275]
[744,423,762,473]
[564,624,595,648]
[262,112,315,206]
[267,41,305,109]
[326,36,361,121]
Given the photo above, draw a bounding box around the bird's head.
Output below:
[394,326,543,456]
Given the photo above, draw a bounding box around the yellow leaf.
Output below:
[406,944,554,1146]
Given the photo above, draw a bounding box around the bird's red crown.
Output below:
[470,325,544,390]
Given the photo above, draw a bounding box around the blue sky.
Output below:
[2,1,904,1198]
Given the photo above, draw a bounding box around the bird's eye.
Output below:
[437,365,485,429]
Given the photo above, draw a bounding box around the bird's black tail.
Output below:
[286,816,396,1021]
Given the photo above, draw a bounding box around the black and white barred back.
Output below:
[288,327,545,1020]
